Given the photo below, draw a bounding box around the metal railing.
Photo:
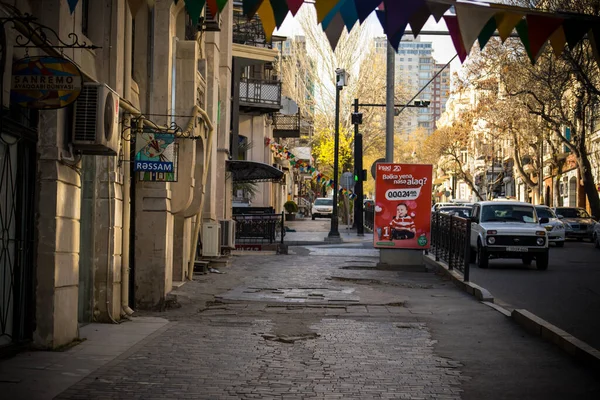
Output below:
[233,8,272,48]
[431,212,471,282]
[239,78,282,107]
[273,112,301,138]
[232,212,285,245]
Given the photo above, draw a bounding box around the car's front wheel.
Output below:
[536,251,549,270]
[477,242,489,269]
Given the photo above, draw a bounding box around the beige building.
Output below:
[0,0,231,353]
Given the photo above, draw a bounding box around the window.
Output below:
[408,58,412,62]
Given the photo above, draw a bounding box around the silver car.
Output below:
[535,206,565,247]
[553,207,597,242]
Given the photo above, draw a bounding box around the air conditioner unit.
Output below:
[72,82,120,155]
[220,220,236,249]
[202,222,221,257]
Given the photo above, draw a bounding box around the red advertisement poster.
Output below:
[373,163,433,249]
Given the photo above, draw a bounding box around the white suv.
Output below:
[312,198,333,220]
[470,201,550,270]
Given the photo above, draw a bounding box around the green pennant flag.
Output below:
[270,0,289,28]
[186,0,207,25]
[244,0,263,18]
[217,0,228,12]
[515,19,535,63]
[478,17,497,50]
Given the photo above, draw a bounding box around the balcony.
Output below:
[239,78,282,113]
[233,7,271,48]
[273,112,300,138]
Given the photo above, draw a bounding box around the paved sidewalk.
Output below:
[2,248,600,399]
[0,317,169,400]
[284,219,373,244]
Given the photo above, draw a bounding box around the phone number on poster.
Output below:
[385,188,420,201]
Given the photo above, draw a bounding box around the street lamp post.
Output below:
[328,68,348,241]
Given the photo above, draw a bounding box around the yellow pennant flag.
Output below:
[256,0,276,42]
[549,26,567,57]
[495,12,524,42]
[315,0,339,23]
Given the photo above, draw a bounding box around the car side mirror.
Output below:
[539,217,549,224]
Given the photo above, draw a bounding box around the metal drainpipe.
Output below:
[121,4,134,317]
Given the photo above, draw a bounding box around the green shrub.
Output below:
[284,200,298,214]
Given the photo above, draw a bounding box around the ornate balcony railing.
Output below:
[273,112,300,138]
[239,78,282,111]
[233,7,271,48]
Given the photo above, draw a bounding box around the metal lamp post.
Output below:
[328,68,348,241]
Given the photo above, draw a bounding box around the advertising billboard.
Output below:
[373,163,433,249]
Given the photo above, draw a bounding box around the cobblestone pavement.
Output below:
[54,250,600,399]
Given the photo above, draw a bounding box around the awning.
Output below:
[227,160,284,183]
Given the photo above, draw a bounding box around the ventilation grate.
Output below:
[74,85,99,142]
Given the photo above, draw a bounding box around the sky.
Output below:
[274,7,462,73]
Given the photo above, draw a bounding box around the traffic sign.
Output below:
[341,172,355,189]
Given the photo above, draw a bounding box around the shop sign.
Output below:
[235,245,263,251]
[373,163,433,250]
[10,56,83,109]
[135,127,178,182]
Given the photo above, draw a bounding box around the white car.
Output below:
[535,205,565,247]
[470,201,550,270]
[311,198,333,220]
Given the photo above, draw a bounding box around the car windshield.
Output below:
[555,208,590,218]
[439,207,471,218]
[314,199,333,206]
[535,207,556,219]
[481,204,537,223]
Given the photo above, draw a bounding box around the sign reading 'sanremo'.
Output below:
[10,56,83,109]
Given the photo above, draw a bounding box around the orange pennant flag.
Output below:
[257,0,276,42]
[495,12,523,42]
[549,26,567,57]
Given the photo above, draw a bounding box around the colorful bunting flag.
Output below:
[128,0,146,16]
[549,26,567,57]
[427,1,451,22]
[355,0,382,23]
[444,15,467,63]
[562,18,593,49]
[525,14,564,62]
[384,0,425,49]
[257,0,276,42]
[316,0,340,24]
[455,3,497,54]
[185,0,207,25]
[478,17,497,50]
[515,19,535,63]
[287,0,304,16]
[243,0,263,19]
[325,12,346,50]
[495,12,524,43]
[67,0,79,13]
[409,3,433,38]
[322,1,346,31]
[340,0,359,31]
[207,0,219,17]
[270,0,290,28]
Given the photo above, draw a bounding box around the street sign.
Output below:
[341,172,355,189]
[371,158,386,179]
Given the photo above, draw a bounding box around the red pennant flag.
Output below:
[526,14,564,61]
[286,0,303,16]
[444,15,467,63]
[207,0,218,17]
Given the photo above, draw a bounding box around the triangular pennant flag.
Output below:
[147,0,156,9]
[376,9,386,34]
[384,0,425,41]
[256,0,276,42]
[67,0,79,13]
[286,0,303,16]
[325,12,345,51]
[207,0,218,16]
[355,0,381,23]
[526,14,564,61]
[127,0,145,16]
[589,27,600,68]
[217,0,228,12]
[549,26,567,57]
[243,0,263,18]
[427,1,451,22]
[408,3,432,38]
[322,1,346,31]
[515,19,535,63]
[478,17,497,50]
[185,0,207,25]
[562,18,593,49]
[340,0,359,31]
[270,0,289,28]
[316,0,340,24]
[444,15,467,63]
[495,12,523,42]
[455,3,497,53]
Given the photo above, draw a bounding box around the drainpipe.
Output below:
[121,5,134,316]
[187,107,214,281]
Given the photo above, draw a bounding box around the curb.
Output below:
[424,253,600,371]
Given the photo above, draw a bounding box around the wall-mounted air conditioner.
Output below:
[220,220,236,249]
[202,222,221,257]
[72,82,120,155]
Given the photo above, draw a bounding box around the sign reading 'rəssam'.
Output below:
[10,56,83,109]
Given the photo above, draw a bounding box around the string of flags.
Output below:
[66,0,600,67]
[265,138,357,199]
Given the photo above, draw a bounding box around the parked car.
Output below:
[553,207,597,242]
[437,206,473,218]
[594,222,600,248]
[311,198,333,220]
[534,205,565,247]
[470,201,550,270]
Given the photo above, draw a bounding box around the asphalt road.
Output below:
[469,240,600,351]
